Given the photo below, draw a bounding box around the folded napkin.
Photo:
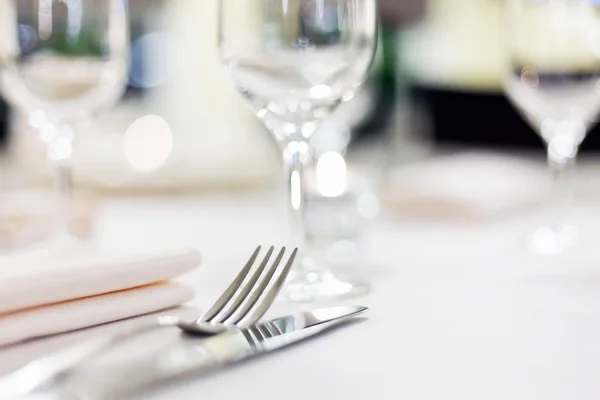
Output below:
[382,152,549,220]
[0,245,200,346]
[0,282,193,347]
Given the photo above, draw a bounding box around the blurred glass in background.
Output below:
[0,0,429,184]
[0,0,425,249]
[0,0,129,246]
[401,0,600,152]
[6,0,275,192]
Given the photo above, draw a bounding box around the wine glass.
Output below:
[0,0,129,246]
[218,0,378,301]
[503,0,600,255]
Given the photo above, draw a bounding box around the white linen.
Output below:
[2,188,600,399]
[382,151,549,219]
[0,282,193,347]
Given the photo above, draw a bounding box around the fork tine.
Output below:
[211,246,275,323]
[226,247,286,325]
[200,246,262,322]
[237,247,297,326]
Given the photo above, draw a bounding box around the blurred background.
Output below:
[2,0,599,194]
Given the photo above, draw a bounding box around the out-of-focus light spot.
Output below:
[267,101,286,116]
[548,134,577,162]
[39,122,58,143]
[545,120,584,163]
[316,151,347,197]
[282,123,297,135]
[307,272,319,283]
[357,193,380,219]
[257,108,268,118]
[342,91,355,102]
[527,225,578,255]
[286,140,309,155]
[309,84,331,99]
[540,118,557,143]
[129,33,174,89]
[28,110,46,128]
[48,136,73,162]
[521,67,539,88]
[123,115,173,173]
[301,121,317,138]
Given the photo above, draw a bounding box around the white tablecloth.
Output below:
[3,191,600,399]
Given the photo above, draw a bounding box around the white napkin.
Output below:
[0,245,200,314]
[0,245,200,346]
[0,282,193,347]
[382,152,549,220]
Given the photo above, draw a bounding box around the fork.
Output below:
[177,245,297,334]
[0,245,297,398]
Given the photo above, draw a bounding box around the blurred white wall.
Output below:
[401,0,503,93]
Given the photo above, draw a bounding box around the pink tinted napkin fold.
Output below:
[0,282,193,347]
[382,152,547,220]
[0,245,201,346]
[0,246,200,314]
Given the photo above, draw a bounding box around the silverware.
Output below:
[179,245,297,334]
[0,245,297,398]
[55,305,369,400]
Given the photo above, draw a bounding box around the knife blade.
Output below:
[45,305,368,400]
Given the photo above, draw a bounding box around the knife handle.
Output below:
[0,317,179,398]
[59,344,216,400]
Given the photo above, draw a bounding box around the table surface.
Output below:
[3,190,600,399]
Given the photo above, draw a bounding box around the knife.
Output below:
[39,305,368,400]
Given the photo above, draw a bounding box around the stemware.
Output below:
[0,0,129,246]
[218,0,378,300]
[503,0,600,254]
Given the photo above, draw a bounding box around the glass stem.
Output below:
[47,122,77,238]
[545,130,579,239]
[281,139,311,251]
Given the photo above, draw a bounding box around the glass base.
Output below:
[280,267,370,303]
[526,225,579,256]
[1,232,82,257]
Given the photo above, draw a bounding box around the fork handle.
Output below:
[0,317,179,398]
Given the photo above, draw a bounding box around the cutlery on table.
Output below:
[0,245,297,398]
[51,305,369,400]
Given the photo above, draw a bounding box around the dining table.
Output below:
[2,173,600,399]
